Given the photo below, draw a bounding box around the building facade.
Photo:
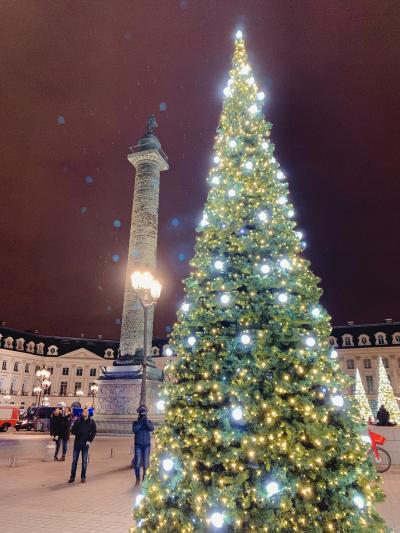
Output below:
[2,319,400,412]
[0,325,173,409]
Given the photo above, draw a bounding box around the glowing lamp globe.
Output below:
[213,155,220,164]
[164,347,173,356]
[210,512,224,529]
[211,176,220,185]
[258,211,268,222]
[223,87,231,97]
[214,260,224,271]
[262,141,269,150]
[248,104,258,114]
[278,196,287,205]
[162,458,174,472]
[228,189,236,197]
[257,91,265,100]
[311,307,321,318]
[229,139,237,148]
[277,170,285,180]
[231,406,243,421]
[266,481,280,498]
[245,161,253,170]
[278,293,288,304]
[156,399,165,411]
[330,350,338,359]
[279,258,290,270]
[181,302,190,313]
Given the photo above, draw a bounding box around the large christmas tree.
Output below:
[132,31,386,532]
[353,368,373,423]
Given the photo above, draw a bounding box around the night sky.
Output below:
[1,1,400,340]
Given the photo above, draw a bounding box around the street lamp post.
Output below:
[33,386,42,407]
[76,389,84,405]
[35,368,51,407]
[90,384,99,408]
[3,394,11,404]
[131,271,162,410]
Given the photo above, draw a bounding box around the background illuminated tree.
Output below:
[377,357,400,423]
[132,31,386,533]
[353,368,373,423]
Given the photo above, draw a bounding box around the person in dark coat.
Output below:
[68,407,96,483]
[376,404,396,426]
[50,407,68,461]
[132,405,154,486]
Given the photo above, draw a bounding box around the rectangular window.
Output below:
[60,382,67,396]
[2,361,7,371]
[13,362,19,372]
[346,359,354,370]
[25,363,30,373]
[35,365,41,373]
[383,358,389,368]
[47,367,53,375]
[366,375,374,394]
[363,359,371,369]
[62,367,69,376]
[76,368,83,376]
[89,368,96,377]
[350,383,356,394]
[74,382,82,393]
[344,337,351,346]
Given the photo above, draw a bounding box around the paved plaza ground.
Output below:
[0,431,399,532]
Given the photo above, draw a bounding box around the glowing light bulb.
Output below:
[257,91,265,100]
[248,104,258,114]
[305,336,316,348]
[246,76,255,85]
[278,293,288,303]
[213,155,220,164]
[229,139,237,148]
[231,406,243,421]
[188,336,196,346]
[156,399,165,411]
[181,302,190,312]
[353,495,365,510]
[311,307,321,318]
[279,258,290,270]
[296,231,303,240]
[278,196,287,205]
[266,481,280,498]
[288,209,295,218]
[240,333,251,345]
[135,493,145,506]
[245,161,253,170]
[210,512,224,529]
[211,175,220,185]
[240,65,250,75]
[277,170,285,180]
[165,347,173,356]
[235,30,243,39]
[331,395,344,408]
[330,350,338,359]
[258,211,268,222]
[262,141,269,150]
[220,293,230,305]
[162,458,174,472]
[214,260,224,270]
[200,214,209,227]
[223,86,231,97]
[228,189,236,197]
[261,264,270,275]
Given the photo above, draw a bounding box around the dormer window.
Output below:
[36,342,45,355]
[16,338,25,351]
[47,345,58,356]
[26,341,35,354]
[4,337,14,349]
[375,332,387,346]
[342,334,353,347]
[358,334,370,346]
[392,333,400,345]
[328,336,338,348]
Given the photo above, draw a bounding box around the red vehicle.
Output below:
[0,405,20,432]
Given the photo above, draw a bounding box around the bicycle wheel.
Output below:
[368,447,391,473]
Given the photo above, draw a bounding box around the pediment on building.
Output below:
[59,348,104,361]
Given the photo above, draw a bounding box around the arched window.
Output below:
[104,348,114,359]
[26,341,35,354]
[328,336,338,348]
[374,332,387,346]
[358,334,370,346]
[4,337,14,349]
[342,334,353,347]
[16,338,25,351]
[47,345,58,356]
[392,333,400,345]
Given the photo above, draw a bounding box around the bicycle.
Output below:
[366,429,391,473]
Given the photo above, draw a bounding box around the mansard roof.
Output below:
[331,320,400,349]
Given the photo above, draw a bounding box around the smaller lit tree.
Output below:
[353,368,372,423]
[377,358,400,423]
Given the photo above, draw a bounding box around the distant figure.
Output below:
[132,406,154,486]
[376,404,396,426]
[50,407,65,461]
[68,407,97,483]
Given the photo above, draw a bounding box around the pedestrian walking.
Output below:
[132,406,154,486]
[57,406,72,461]
[68,407,96,483]
[50,407,65,461]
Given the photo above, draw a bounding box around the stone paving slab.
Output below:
[0,432,399,532]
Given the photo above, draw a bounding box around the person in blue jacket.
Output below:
[132,405,154,486]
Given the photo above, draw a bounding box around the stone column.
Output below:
[119,148,168,356]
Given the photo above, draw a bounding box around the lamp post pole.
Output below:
[90,384,99,408]
[131,271,162,410]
